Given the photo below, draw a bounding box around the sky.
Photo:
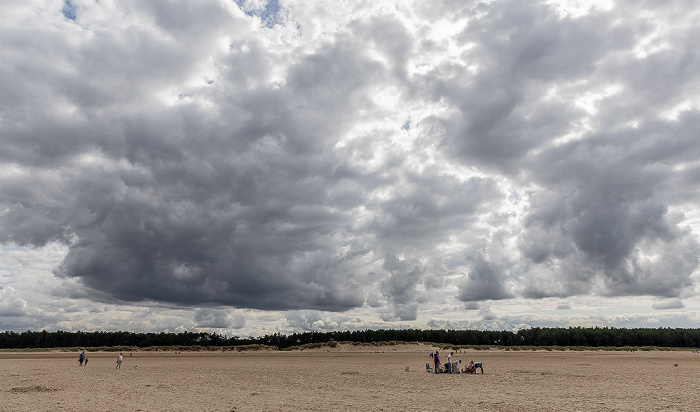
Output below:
[1,0,700,338]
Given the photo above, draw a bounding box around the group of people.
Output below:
[430,350,481,374]
[78,350,88,366]
[78,351,125,369]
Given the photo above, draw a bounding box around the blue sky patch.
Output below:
[236,0,282,28]
[62,0,77,21]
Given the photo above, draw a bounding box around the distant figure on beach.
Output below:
[434,351,440,374]
[466,361,474,373]
[79,350,85,366]
[116,353,123,369]
[447,352,452,373]
[465,360,483,374]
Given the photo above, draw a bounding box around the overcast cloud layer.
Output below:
[1,0,700,337]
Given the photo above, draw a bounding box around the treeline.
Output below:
[1,327,699,350]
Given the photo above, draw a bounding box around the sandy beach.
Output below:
[2,344,699,411]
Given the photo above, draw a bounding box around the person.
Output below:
[453,358,460,374]
[116,353,123,369]
[447,352,452,373]
[79,350,85,366]
[433,351,440,374]
[466,360,474,373]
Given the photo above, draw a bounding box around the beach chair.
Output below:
[426,363,433,373]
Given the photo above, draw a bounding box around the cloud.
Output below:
[194,309,244,329]
[464,302,480,311]
[478,304,497,321]
[0,286,30,317]
[652,299,685,310]
[284,311,342,332]
[382,254,423,308]
[458,243,515,302]
[1,0,700,335]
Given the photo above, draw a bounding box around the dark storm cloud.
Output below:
[1,2,364,310]
[458,247,513,302]
[2,0,700,323]
[439,0,700,302]
[2,0,457,313]
[439,1,624,172]
[381,254,425,321]
[516,97,700,298]
[652,299,685,310]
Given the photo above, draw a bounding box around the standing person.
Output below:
[79,350,85,366]
[447,352,453,374]
[433,351,440,374]
[116,353,123,369]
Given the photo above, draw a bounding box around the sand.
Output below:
[2,344,699,411]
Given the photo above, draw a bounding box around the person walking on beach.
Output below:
[79,350,85,366]
[434,351,440,374]
[116,353,123,369]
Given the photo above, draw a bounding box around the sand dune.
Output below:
[2,344,699,411]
